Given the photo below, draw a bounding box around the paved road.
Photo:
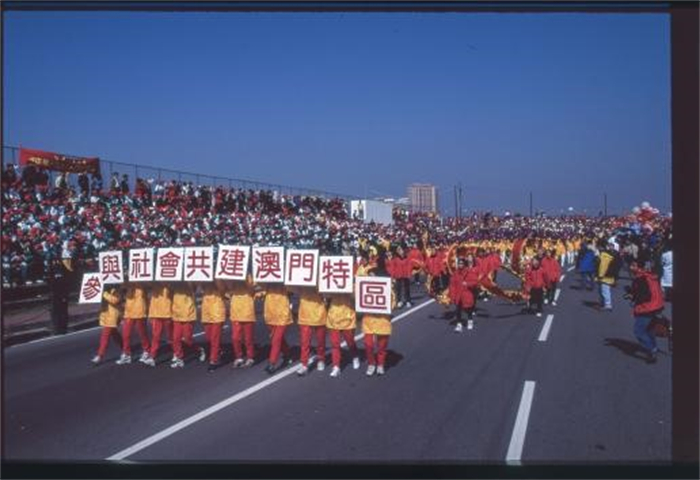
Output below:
[2,268,671,463]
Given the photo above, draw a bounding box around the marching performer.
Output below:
[143,282,174,367]
[361,252,394,376]
[170,282,206,368]
[91,285,123,365]
[117,280,150,365]
[229,273,257,368]
[525,257,546,317]
[261,283,294,374]
[295,285,328,376]
[449,256,480,333]
[326,292,360,378]
[201,279,227,371]
[542,249,561,306]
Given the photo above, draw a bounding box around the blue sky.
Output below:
[3,11,670,215]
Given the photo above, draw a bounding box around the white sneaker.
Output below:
[467,320,474,330]
[170,358,184,368]
[243,358,255,368]
[139,352,149,362]
[116,354,132,365]
[377,365,385,375]
[143,357,156,367]
[483,297,489,302]
[198,348,206,362]
[232,358,245,368]
[366,365,376,376]
[330,366,341,378]
[552,301,557,306]
[352,357,361,370]
[396,302,404,309]
[91,355,102,365]
[316,361,326,372]
[405,302,412,308]
[454,323,464,333]
[536,312,542,318]
[544,299,549,305]
[297,365,308,376]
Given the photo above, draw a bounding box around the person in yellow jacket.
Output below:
[117,281,151,365]
[326,292,360,378]
[294,286,328,376]
[361,252,395,377]
[201,279,227,372]
[596,241,618,311]
[143,282,173,367]
[228,274,257,368]
[91,286,123,365]
[260,283,293,374]
[170,282,206,368]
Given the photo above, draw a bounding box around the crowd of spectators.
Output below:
[2,163,672,289]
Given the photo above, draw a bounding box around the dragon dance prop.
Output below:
[432,239,529,306]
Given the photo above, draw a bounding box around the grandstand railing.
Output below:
[2,145,359,201]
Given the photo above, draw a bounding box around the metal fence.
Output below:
[1,145,359,201]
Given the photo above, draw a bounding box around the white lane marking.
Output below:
[559,274,565,283]
[537,314,554,342]
[553,289,561,303]
[506,380,536,465]
[13,325,102,347]
[106,298,435,461]
[567,266,575,272]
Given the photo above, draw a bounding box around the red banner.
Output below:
[19,148,100,175]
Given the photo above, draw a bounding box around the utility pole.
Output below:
[604,192,608,217]
[453,185,458,220]
[459,183,463,219]
[529,191,533,217]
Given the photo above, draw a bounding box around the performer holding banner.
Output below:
[91,286,123,365]
[326,293,360,378]
[201,280,227,372]
[359,253,394,377]
[170,282,206,368]
[143,282,174,367]
[261,283,294,374]
[229,274,257,368]
[117,282,150,365]
[295,286,328,376]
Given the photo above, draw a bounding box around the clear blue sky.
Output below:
[4,11,670,215]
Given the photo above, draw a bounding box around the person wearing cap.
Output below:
[229,273,257,368]
[201,279,227,372]
[91,286,123,365]
[117,281,151,365]
[143,282,174,367]
[294,285,328,376]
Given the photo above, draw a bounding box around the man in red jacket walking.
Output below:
[626,259,665,363]
[525,257,547,317]
[449,255,481,332]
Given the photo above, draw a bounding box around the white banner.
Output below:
[318,255,354,293]
[252,246,285,283]
[155,247,184,281]
[215,245,250,281]
[99,251,124,284]
[128,248,155,282]
[355,276,392,315]
[284,249,319,287]
[183,246,215,282]
[79,273,104,304]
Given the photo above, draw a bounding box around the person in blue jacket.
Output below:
[576,241,597,290]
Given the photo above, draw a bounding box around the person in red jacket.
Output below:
[625,259,665,363]
[408,243,425,286]
[394,245,413,308]
[525,257,547,317]
[449,255,481,332]
[541,249,562,306]
[426,246,447,297]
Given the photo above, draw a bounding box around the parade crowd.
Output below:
[2,163,673,370]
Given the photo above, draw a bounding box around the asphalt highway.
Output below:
[2,267,671,463]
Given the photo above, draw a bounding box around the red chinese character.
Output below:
[186,249,212,279]
[218,249,246,278]
[359,281,388,310]
[321,259,350,289]
[82,277,102,300]
[130,251,152,280]
[159,251,182,278]
[256,250,282,280]
[101,254,122,282]
[288,252,315,282]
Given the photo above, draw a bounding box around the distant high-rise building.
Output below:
[408,183,438,213]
